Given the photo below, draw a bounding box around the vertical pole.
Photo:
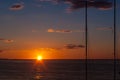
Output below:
[114,0,116,80]
[85,0,88,80]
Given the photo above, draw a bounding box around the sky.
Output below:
[0,0,120,59]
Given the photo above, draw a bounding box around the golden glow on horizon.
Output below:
[37,55,42,60]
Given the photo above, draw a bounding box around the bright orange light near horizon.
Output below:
[37,55,42,61]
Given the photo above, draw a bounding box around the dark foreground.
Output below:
[0,59,120,80]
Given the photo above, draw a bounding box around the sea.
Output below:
[0,59,120,80]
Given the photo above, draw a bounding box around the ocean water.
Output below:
[0,59,120,80]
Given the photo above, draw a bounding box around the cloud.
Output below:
[39,48,58,51]
[47,28,72,33]
[34,44,85,53]
[0,48,15,53]
[64,44,85,49]
[47,28,85,33]
[4,40,14,43]
[10,3,24,10]
[36,0,113,13]
[0,38,4,40]
[65,0,113,12]
[0,38,14,43]
[91,0,113,10]
[0,49,9,53]
[74,30,85,33]
[0,50,4,53]
[56,30,72,33]
[35,47,61,53]
[47,29,55,32]
[96,27,112,31]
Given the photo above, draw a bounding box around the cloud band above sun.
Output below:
[47,28,85,33]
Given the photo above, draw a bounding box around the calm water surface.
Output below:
[0,59,120,80]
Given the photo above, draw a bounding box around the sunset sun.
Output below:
[37,56,42,61]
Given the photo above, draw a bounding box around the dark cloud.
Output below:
[0,38,4,40]
[0,38,14,43]
[4,40,14,43]
[0,50,4,53]
[0,48,12,53]
[65,0,113,12]
[97,27,112,31]
[37,0,113,11]
[10,3,24,10]
[92,0,112,10]
[74,30,85,32]
[64,44,85,49]
[56,30,72,33]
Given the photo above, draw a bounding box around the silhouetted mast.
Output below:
[85,0,88,80]
[114,0,116,80]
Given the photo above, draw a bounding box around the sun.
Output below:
[37,56,42,61]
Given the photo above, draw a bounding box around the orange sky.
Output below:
[0,0,120,59]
